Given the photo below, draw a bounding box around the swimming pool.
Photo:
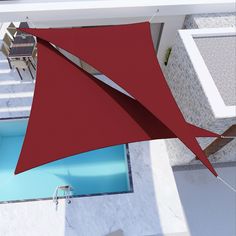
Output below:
[0,118,132,203]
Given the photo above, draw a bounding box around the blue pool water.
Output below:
[0,119,131,203]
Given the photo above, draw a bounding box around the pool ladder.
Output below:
[53,185,73,205]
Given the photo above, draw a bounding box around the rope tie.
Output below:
[217,176,236,193]
[149,9,159,23]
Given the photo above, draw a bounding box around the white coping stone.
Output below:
[178,27,236,119]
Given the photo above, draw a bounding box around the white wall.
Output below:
[174,165,236,236]
[164,30,236,166]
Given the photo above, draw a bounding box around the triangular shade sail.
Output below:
[16,23,220,176]
[15,39,178,173]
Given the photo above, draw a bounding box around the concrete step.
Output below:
[0,106,30,119]
[0,61,9,67]
[0,59,36,83]
[0,70,35,83]
[0,96,33,108]
[0,67,11,74]
[0,71,21,82]
[0,86,34,99]
[0,91,33,99]
[0,81,34,93]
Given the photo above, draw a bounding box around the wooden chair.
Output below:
[10,59,30,81]
[11,58,35,80]
[1,43,9,57]
[10,59,28,70]
[2,33,13,49]
[7,22,17,39]
[0,44,26,81]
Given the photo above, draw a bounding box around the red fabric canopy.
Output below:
[16,23,219,176]
[15,39,177,173]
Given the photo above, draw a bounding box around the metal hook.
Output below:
[221,135,236,139]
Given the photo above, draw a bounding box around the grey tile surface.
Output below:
[194,35,236,106]
[184,12,236,29]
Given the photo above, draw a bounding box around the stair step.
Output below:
[0,66,36,82]
[0,80,29,86]
[0,97,33,108]
[0,106,31,119]
[0,91,34,99]
[0,68,11,74]
[0,106,31,112]
[0,61,11,70]
[0,71,21,82]
[0,82,34,93]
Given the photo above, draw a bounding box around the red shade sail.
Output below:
[15,39,177,173]
[16,23,219,176]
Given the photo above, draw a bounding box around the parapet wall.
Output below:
[164,13,236,166]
